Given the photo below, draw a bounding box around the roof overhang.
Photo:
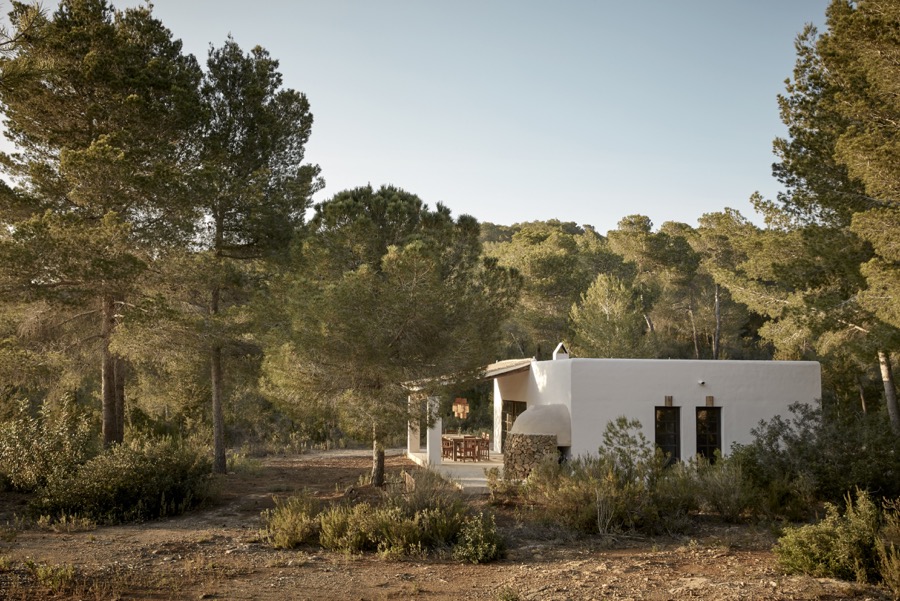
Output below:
[403,358,532,392]
[481,358,533,380]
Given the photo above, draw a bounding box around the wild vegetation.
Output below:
[488,413,900,593]
[775,490,900,596]
[261,470,504,562]
[0,0,899,596]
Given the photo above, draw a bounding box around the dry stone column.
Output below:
[504,433,558,480]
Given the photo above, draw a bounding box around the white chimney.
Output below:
[552,342,569,360]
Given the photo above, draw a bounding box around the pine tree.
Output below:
[267,186,520,485]
[0,0,201,444]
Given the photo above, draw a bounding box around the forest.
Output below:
[0,0,898,522]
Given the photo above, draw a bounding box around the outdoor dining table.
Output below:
[441,434,488,462]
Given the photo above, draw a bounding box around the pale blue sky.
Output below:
[3,1,830,233]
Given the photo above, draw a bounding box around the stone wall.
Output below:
[504,433,557,480]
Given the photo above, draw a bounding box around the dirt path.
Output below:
[0,449,891,600]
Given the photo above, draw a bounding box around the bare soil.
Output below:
[0,449,892,600]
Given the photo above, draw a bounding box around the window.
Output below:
[696,407,722,462]
[655,407,680,465]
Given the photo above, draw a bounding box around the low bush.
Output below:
[523,453,663,534]
[318,472,470,556]
[260,493,321,549]
[453,512,505,563]
[318,502,377,553]
[27,561,77,594]
[390,468,462,516]
[31,437,212,523]
[486,467,519,505]
[0,398,96,492]
[317,500,468,557]
[878,498,900,599]
[521,454,608,533]
[416,505,465,549]
[775,489,881,583]
[371,505,428,557]
[35,514,96,533]
[695,454,760,523]
[522,417,703,535]
[652,460,699,533]
[263,468,502,561]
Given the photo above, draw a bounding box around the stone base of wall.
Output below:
[504,433,557,480]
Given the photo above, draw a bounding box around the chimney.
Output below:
[552,342,569,360]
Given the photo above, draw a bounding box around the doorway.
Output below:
[501,400,527,451]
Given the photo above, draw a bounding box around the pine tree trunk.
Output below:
[371,425,385,487]
[712,284,721,360]
[688,304,700,359]
[211,343,226,473]
[211,283,227,474]
[878,350,900,435]
[114,356,126,442]
[643,313,654,334]
[101,297,118,447]
[857,376,868,414]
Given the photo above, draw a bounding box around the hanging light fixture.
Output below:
[452,397,469,419]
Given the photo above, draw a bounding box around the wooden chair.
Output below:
[460,437,479,462]
[478,436,490,461]
[441,437,453,459]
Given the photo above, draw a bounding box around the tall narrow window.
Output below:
[655,407,680,466]
[696,407,722,462]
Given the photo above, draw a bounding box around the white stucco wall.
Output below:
[493,369,533,453]
[493,358,821,459]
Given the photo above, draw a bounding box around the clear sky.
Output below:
[2,1,831,234]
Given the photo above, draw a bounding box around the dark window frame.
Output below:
[654,406,681,466]
[696,406,722,462]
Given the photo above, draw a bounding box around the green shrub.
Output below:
[522,418,674,535]
[318,503,377,553]
[260,493,321,549]
[881,546,900,601]
[453,512,505,564]
[35,514,96,533]
[495,588,521,601]
[391,468,463,515]
[776,489,881,583]
[878,498,900,599]
[736,403,900,515]
[28,561,77,593]
[0,398,96,492]
[416,505,465,549]
[652,460,699,533]
[522,454,602,533]
[288,469,476,558]
[695,454,761,522]
[521,417,785,534]
[524,452,658,534]
[317,484,469,556]
[485,467,520,505]
[383,468,467,551]
[371,505,426,557]
[31,437,212,523]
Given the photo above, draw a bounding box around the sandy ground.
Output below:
[0,449,892,600]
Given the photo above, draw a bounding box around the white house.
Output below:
[493,346,822,461]
[407,346,821,465]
